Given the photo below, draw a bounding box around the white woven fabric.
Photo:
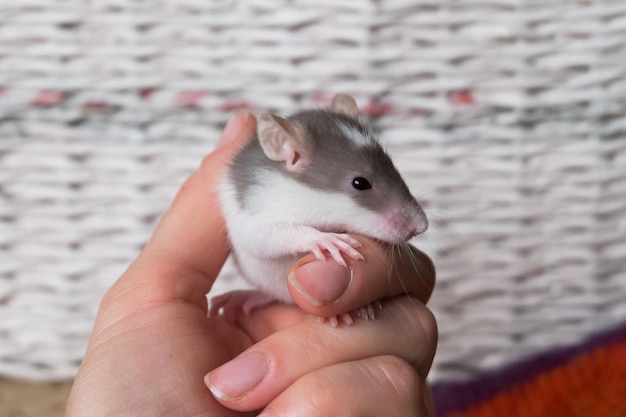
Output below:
[0,0,625,381]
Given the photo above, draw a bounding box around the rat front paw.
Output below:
[307,232,364,266]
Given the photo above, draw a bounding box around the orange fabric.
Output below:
[449,341,626,417]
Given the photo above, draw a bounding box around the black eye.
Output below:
[351,177,372,191]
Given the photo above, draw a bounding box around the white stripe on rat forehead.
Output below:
[337,121,373,147]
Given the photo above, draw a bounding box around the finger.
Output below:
[107,111,256,312]
[261,355,431,417]
[205,296,437,411]
[144,111,255,278]
[287,236,435,317]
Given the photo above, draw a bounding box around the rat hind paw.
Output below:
[320,301,384,327]
[308,232,364,266]
[209,290,278,323]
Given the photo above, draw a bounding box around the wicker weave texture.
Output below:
[1,1,625,381]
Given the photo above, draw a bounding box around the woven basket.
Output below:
[1,0,625,381]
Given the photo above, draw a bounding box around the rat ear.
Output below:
[330,93,359,119]
[257,112,311,172]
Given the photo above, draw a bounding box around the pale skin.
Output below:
[65,111,438,417]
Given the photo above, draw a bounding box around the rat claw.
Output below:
[330,251,347,267]
[358,306,369,321]
[347,247,365,261]
[367,303,376,320]
[312,247,326,262]
[325,242,346,266]
[331,239,364,261]
[321,314,354,327]
[340,313,354,326]
[342,235,363,248]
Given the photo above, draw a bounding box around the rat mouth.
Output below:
[316,224,348,234]
[312,217,425,244]
[380,210,428,242]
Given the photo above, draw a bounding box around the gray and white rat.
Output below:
[211,93,428,322]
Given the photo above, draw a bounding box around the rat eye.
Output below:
[351,177,372,191]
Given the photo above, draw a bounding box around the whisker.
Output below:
[396,243,413,297]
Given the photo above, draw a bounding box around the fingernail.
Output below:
[288,260,353,306]
[205,351,269,400]
[217,110,254,148]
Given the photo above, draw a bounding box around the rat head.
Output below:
[256,93,428,243]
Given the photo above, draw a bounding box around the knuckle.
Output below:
[292,374,338,417]
[391,298,438,374]
[396,299,437,344]
[399,297,437,342]
[278,357,425,417]
[372,356,424,410]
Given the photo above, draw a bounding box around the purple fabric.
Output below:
[431,322,626,417]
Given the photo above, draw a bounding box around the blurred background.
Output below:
[1,1,625,416]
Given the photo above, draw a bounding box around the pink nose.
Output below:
[410,220,429,237]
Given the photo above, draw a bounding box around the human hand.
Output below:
[65,111,437,417]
